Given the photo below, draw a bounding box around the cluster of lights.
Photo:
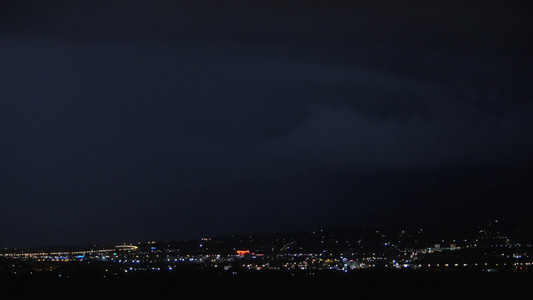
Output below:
[2,221,532,275]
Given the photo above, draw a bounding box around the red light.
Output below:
[236,250,250,255]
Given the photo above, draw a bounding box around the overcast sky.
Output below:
[1,0,532,247]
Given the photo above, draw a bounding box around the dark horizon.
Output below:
[1,0,532,248]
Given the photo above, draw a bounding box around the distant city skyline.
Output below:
[2,220,532,278]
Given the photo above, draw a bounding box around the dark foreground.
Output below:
[2,268,531,297]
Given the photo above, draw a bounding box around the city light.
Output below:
[1,220,532,279]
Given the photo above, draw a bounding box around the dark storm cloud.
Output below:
[2,38,529,183]
[1,0,531,246]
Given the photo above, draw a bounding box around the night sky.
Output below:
[1,0,532,248]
